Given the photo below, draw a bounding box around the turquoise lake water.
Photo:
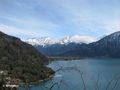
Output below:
[19,58,120,90]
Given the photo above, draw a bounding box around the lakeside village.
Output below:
[0,70,21,88]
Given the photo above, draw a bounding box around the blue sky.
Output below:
[0,0,120,40]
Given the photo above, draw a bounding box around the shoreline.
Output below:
[48,56,115,62]
[19,74,55,87]
[48,57,85,61]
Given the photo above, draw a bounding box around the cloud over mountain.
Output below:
[25,35,97,46]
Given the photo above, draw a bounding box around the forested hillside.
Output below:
[0,31,54,83]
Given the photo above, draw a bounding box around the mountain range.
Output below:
[26,31,120,58]
[25,35,96,55]
[25,35,96,46]
[59,31,120,58]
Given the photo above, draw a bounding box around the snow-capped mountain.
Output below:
[25,31,120,57]
[59,31,120,58]
[25,35,97,47]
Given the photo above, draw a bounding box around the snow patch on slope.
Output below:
[25,35,97,46]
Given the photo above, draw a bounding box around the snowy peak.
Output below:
[25,37,58,46]
[25,35,97,46]
[99,31,120,42]
[59,31,120,58]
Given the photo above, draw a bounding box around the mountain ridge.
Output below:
[0,31,55,83]
[25,35,97,46]
[25,35,97,56]
[59,31,120,58]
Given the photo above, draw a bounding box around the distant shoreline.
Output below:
[48,57,85,61]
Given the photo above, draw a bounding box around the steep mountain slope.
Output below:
[25,35,96,56]
[0,31,49,63]
[34,43,80,55]
[0,31,54,82]
[59,31,120,58]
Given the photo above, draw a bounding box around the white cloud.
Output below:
[1,0,120,39]
[0,23,54,39]
[54,0,120,35]
[114,22,120,31]
[0,23,37,36]
[70,35,97,44]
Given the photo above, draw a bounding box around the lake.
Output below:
[19,58,120,90]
